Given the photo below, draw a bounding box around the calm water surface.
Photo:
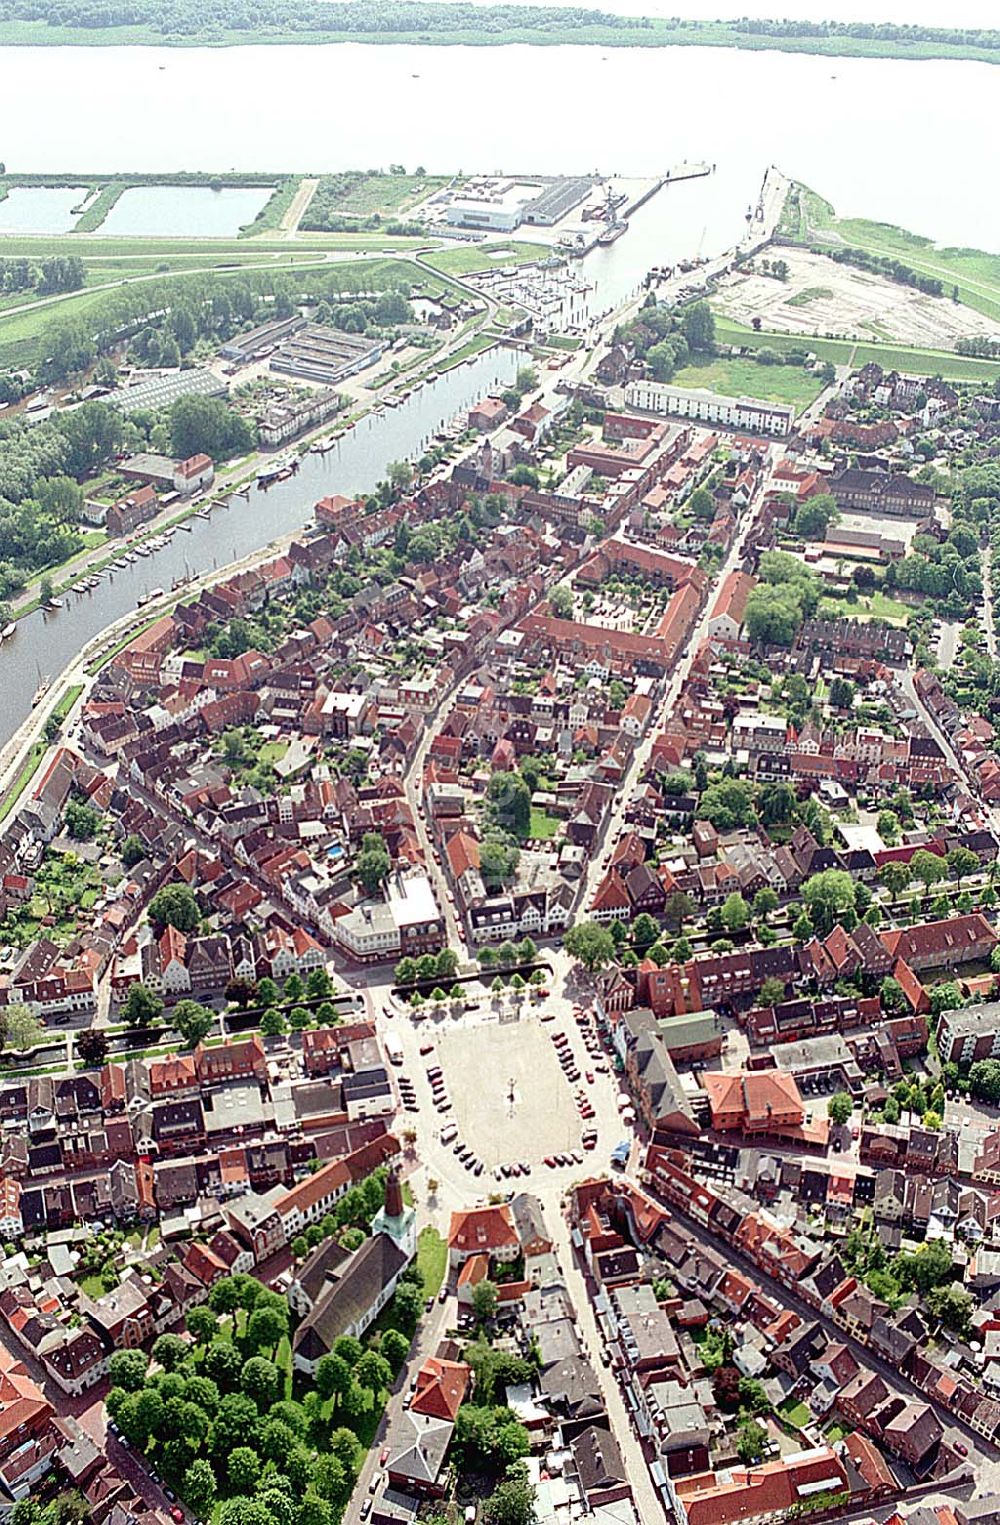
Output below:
[1,31,997,740]
[2,45,996,252]
[98,185,273,238]
[0,186,88,235]
[0,348,518,743]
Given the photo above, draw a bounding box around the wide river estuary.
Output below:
[0,39,997,743]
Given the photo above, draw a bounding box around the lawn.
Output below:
[416,1226,447,1299]
[275,1333,294,1399]
[258,741,289,765]
[864,591,912,624]
[437,333,496,371]
[786,286,834,307]
[0,741,46,825]
[423,241,550,277]
[49,683,84,724]
[778,1398,812,1428]
[818,590,911,625]
[670,352,824,414]
[529,806,562,840]
[79,1272,112,1298]
[0,231,423,260]
[713,314,1000,383]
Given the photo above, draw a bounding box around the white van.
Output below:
[384,1032,403,1065]
[440,1123,458,1146]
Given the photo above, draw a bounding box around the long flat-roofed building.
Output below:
[625,380,794,437]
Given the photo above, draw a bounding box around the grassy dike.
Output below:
[780,181,1000,327]
[713,316,1000,384]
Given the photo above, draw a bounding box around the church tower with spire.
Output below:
[372,1161,417,1260]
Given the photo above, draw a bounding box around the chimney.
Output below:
[384,1163,403,1220]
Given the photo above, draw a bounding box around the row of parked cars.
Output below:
[425,1062,453,1114]
[551,1028,582,1083]
[397,1072,419,1112]
[107,1426,187,1524]
[492,1159,532,1179]
[451,1137,485,1175]
[575,1004,610,1065]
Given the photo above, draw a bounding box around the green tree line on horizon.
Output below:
[2,0,999,57]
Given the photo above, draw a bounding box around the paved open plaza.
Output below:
[437,1012,587,1165]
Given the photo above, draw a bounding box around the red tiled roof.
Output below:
[410,1358,470,1421]
[679,1448,849,1525]
[448,1205,518,1256]
[710,569,756,626]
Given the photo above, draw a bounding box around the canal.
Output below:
[0,346,519,747]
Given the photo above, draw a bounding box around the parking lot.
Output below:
[437,1012,598,1167]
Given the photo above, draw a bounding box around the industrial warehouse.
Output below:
[221,316,383,384]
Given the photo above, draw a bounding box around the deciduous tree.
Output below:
[149,884,200,933]
[827,1091,853,1125]
[172,999,214,1048]
[182,1459,217,1519]
[563,922,615,972]
[472,1280,499,1324]
[121,983,163,1029]
[227,1448,261,1494]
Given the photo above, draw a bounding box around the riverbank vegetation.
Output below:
[0,4,999,64]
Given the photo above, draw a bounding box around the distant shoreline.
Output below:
[0,14,998,64]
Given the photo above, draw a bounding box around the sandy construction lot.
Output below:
[437,1016,584,1165]
[715,248,997,350]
